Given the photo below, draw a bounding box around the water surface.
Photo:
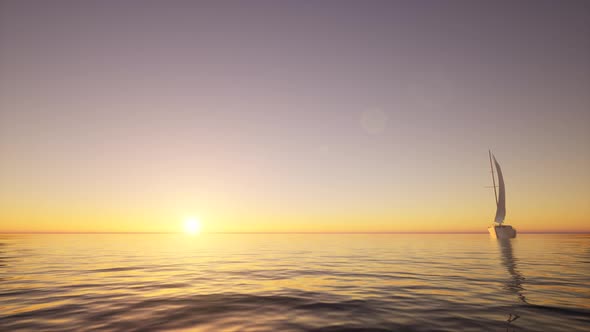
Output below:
[1,234,589,331]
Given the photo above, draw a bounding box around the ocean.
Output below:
[1,233,589,331]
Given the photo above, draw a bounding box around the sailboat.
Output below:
[487,151,517,239]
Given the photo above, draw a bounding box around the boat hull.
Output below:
[488,225,517,239]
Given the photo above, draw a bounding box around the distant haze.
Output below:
[1,1,589,233]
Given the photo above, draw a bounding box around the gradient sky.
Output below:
[1,1,589,233]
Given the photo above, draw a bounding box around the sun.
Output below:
[183,217,202,235]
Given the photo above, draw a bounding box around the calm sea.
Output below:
[1,233,589,331]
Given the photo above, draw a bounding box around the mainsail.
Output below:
[493,155,506,224]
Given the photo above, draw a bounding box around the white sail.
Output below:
[493,155,506,224]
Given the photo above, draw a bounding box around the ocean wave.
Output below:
[2,291,589,332]
[2,234,590,331]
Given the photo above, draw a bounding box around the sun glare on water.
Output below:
[183,217,202,235]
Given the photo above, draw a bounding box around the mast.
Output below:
[489,150,498,205]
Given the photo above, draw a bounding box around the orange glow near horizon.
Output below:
[1,202,589,233]
[2,161,589,234]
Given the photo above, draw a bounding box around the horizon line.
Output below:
[1,231,589,235]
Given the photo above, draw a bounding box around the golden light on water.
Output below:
[183,217,202,235]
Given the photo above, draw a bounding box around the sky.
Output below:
[1,1,589,233]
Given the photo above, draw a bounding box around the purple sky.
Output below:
[1,1,589,232]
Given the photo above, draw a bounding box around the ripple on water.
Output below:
[0,234,589,331]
